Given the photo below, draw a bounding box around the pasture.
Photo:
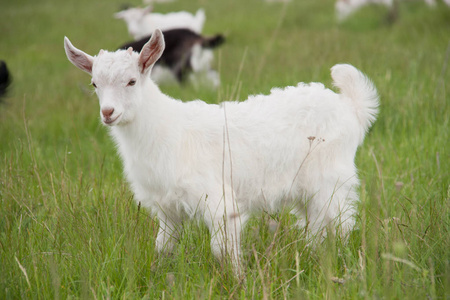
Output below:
[1,0,449,298]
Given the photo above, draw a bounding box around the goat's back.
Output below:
[165,82,362,210]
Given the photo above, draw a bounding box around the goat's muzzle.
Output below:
[102,107,114,118]
[101,107,121,126]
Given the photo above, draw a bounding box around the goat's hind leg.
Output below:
[305,176,359,242]
[155,209,183,254]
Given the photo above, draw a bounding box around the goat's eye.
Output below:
[92,82,97,88]
[127,79,136,86]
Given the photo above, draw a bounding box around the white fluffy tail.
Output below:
[331,64,379,133]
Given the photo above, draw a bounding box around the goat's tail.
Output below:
[201,34,226,49]
[331,64,379,133]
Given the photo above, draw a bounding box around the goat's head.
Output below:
[114,6,152,37]
[64,29,165,126]
[114,6,153,22]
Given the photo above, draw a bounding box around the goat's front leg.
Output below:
[155,209,183,253]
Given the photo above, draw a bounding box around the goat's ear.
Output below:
[138,29,165,74]
[64,37,94,75]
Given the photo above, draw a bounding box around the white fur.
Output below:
[151,45,220,88]
[188,45,220,89]
[64,31,379,274]
[336,0,393,21]
[144,0,176,4]
[115,6,205,39]
[336,0,450,21]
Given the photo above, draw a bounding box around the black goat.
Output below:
[0,61,11,101]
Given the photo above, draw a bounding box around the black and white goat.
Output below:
[118,29,224,86]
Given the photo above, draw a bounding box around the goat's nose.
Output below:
[101,107,114,118]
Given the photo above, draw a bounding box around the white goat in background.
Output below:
[336,0,394,20]
[64,30,379,275]
[336,0,450,21]
[115,6,205,40]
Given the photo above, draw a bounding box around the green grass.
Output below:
[1,0,449,298]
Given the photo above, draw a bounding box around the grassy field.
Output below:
[1,0,449,298]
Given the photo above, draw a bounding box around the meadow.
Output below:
[1,0,449,298]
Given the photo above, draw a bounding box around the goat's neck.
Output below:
[109,80,178,159]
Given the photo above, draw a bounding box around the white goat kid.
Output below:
[336,0,450,21]
[115,6,205,40]
[336,0,394,21]
[64,30,378,274]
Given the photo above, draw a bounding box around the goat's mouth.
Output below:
[103,113,122,126]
